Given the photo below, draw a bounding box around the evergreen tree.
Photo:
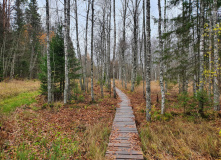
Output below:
[15,0,25,32]
[39,26,80,101]
[25,0,41,79]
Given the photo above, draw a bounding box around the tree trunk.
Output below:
[46,0,52,103]
[84,0,90,93]
[91,0,94,101]
[131,0,138,92]
[213,0,220,111]
[146,0,151,121]
[163,0,167,94]
[198,0,204,113]
[113,0,117,98]
[122,0,128,90]
[107,0,111,96]
[64,0,69,104]
[158,0,165,115]
[74,0,84,91]
[142,0,146,98]
[208,3,212,99]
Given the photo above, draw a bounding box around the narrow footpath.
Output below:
[106,87,144,160]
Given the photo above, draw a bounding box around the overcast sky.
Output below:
[36,0,179,58]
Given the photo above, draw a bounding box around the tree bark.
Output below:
[74,0,84,91]
[122,0,128,90]
[64,0,69,104]
[84,0,90,93]
[146,0,151,121]
[107,0,111,96]
[113,0,117,98]
[131,0,139,92]
[158,0,165,115]
[198,0,204,113]
[91,0,94,101]
[213,0,220,111]
[46,0,52,103]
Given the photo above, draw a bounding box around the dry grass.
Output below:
[140,118,221,159]
[115,80,221,160]
[0,80,40,100]
[0,81,119,159]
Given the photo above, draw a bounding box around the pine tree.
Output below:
[25,0,41,79]
[39,26,80,101]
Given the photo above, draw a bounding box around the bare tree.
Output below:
[113,0,117,98]
[121,0,128,89]
[146,0,151,121]
[84,0,90,93]
[213,0,220,111]
[46,0,52,103]
[131,0,140,92]
[91,0,94,101]
[158,0,165,114]
[106,0,112,96]
[141,0,146,98]
[64,0,69,104]
[198,0,204,113]
[74,0,84,91]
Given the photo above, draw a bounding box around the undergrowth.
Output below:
[115,80,221,159]
[0,91,40,113]
[0,80,40,100]
[0,80,117,159]
[140,118,221,159]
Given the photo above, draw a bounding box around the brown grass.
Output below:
[0,80,40,100]
[116,80,221,160]
[0,80,119,159]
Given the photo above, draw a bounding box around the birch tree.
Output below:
[46,0,51,103]
[113,0,117,98]
[121,0,128,89]
[64,0,69,104]
[198,0,204,113]
[84,0,90,93]
[74,0,84,90]
[91,0,94,101]
[146,0,151,121]
[131,0,139,92]
[107,0,112,95]
[213,0,220,111]
[158,0,165,114]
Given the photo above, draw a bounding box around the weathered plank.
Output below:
[105,87,144,160]
[107,154,143,159]
[106,150,143,155]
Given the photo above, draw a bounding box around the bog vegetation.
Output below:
[0,0,221,159]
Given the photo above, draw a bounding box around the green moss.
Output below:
[0,91,39,113]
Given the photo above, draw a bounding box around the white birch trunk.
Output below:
[198,0,204,112]
[46,0,52,103]
[213,0,220,111]
[158,0,165,114]
[113,0,117,98]
[64,0,69,104]
[131,0,138,92]
[91,0,94,101]
[146,0,151,121]
[84,0,90,93]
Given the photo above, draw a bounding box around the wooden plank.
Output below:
[108,143,132,147]
[106,150,143,155]
[106,87,144,160]
[107,154,143,159]
[113,128,137,132]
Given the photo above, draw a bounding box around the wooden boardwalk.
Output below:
[105,88,144,160]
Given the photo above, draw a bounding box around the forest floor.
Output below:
[116,80,221,159]
[0,79,119,159]
[0,79,221,159]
